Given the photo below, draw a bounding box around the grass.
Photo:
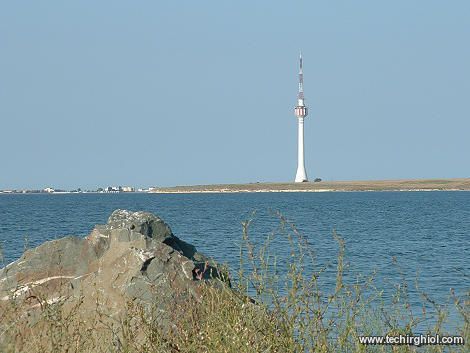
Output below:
[0,213,468,352]
[149,178,470,193]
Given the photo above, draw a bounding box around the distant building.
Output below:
[43,187,55,193]
[102,186,135,193]
[105,186,119,193]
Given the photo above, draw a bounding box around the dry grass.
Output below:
[149,178,470,193]
[0,213,468,352]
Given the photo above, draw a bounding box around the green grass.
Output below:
[0,213,468,352]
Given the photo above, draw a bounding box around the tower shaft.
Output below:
[295,118,308,182]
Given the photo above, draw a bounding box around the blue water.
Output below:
[0,192,469,328]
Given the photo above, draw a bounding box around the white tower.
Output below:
[294,53,309,182]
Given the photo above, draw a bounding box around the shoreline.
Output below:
[149,188,470,194]
[149,178,470,194]
[2,178,469,195]
[2,189,469,195]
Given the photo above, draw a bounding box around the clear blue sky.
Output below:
[1,1,469,189]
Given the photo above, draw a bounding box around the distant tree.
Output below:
[314,178,322,182]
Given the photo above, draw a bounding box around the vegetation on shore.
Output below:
[149,178,470,193]
[0,213,468,352]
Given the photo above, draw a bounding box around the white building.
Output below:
[294,53,309,182]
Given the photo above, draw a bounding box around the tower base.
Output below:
[295,169,308,183]
[295,178,308,183]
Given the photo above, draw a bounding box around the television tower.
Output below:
[294,52,309,182]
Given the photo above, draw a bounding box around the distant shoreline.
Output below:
[149,178,470,194]
[2,178,469,195]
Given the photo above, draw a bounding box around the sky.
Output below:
[1,1,469,189]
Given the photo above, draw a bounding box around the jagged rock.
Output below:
[0,210,225,332]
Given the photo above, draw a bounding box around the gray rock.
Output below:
[0,209,227,332]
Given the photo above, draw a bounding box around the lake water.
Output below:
[0,191,468,328]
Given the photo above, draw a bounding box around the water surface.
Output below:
[0,191,468,327]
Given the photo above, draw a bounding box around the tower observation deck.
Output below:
[294,53,309,182]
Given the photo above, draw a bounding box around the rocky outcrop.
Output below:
[0,210,225,330]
